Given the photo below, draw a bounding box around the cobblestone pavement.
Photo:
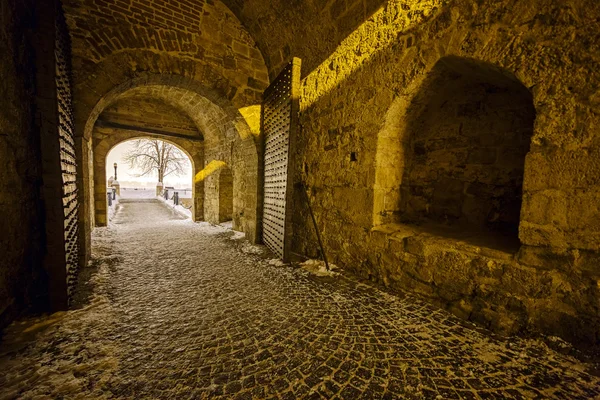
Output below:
[1,199,599,399]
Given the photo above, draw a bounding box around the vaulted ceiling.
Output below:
[219,0,388,77]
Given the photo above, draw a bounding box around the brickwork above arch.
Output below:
[63,0,268,88]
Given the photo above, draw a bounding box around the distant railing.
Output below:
[106,187,116,206]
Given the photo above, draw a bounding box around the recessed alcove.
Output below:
[397,56,535,251]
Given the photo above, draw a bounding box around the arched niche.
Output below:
[375,56,535,250]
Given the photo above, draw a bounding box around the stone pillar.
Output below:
[156,182,163,197]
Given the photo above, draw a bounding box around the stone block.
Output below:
[369,229,390,250]
[566,189,600,231]
[517,245,575,272]
[520,190,567,228]
[523,149,600,192]
[519,221,567,249]
[574,250,600,276]
[467,147,497,165]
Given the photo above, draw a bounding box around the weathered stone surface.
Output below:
[291,0,600,346]
[0,0,47,328]
[219,0,389,78]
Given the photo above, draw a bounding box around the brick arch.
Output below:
[72,50,266,144]
[86,74,262,242]
[63,0,269,90]
[93,130,204,227]
[83,73,253,142]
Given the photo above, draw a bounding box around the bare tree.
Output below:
[123,139,189,183]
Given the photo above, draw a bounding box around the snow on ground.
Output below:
[220,221,233,230]
[241,242,265,255]
[299,259,340,277]
[107,195,119,221]
[267,259,286,267]
[119,188,156,199]
[159,196,193,219]
[230,231,246,240]
[113,190,249,240]
[194,221,230,235]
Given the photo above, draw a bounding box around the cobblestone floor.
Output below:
[1,199,600,399]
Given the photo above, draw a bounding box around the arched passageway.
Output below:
[104,138,195,221]
[92,98,204,227]
[84,75,261,243]
[2,1,600,397]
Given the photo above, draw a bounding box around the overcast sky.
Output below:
[106,140,193,187]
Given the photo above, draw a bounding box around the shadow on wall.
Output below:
[293,0,455,260]
[398,56,535,248]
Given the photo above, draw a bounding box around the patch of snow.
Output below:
[267,259,286,267]
[220,221,233,230]
[107,195,120,221]
[119,188,156,199]
[241,243,264,255]
[194,221,229,235]
[157,195,192,219]
[230,231,246,240]
[300,259,340,277]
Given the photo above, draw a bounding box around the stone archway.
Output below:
[84,75,261,242]
[94,131,203,226]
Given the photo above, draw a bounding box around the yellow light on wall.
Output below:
[301,0,443,110]
[238,105,262,139]
[194,160,227,183]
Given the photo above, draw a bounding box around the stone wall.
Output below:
[205,166,234,224]
[219,167,234,222]
[0,0,47,328]
[292,0,600,347]
[221,0,389,78]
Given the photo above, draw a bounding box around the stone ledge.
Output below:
[366,222,600,345]
[371,222,519,262]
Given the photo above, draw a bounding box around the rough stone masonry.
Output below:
[1,0,600,389]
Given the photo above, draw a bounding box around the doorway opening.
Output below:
[105,138,194,222]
